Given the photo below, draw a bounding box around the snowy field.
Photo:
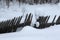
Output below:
[0,3,60,40]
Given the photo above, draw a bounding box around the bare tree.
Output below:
[10,0,13,1]
[34,0,39,4]
[6,0,10,8]
[0,0,1,1]
[55,0,59,4]
[22,0,25,3]
[17,0,21,6]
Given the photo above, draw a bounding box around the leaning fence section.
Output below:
[0,13,60,34]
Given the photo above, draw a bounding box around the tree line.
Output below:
[0,0,60,8]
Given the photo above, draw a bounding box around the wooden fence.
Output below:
[0,13,60,34]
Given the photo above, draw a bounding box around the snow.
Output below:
[0,3,60,40]
[0,25,60,40]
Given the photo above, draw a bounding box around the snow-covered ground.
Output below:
[0,3,60,40]
[0,25,60,40]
